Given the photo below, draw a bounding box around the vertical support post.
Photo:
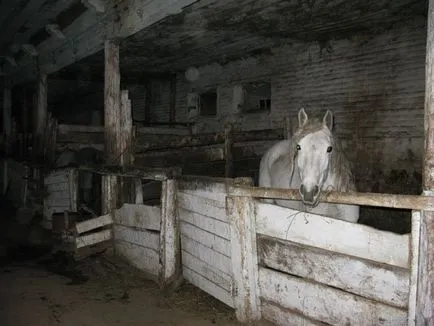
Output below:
[2,83,11,195]
[409,210,421,326]
[159,178,181,289]
[102,39,121,214]
[169,74,177,125]
[420,0,434,323]
[224,124,233,178]
[33,73,47,162]
[226,178,261,323]
[119,90,134,203]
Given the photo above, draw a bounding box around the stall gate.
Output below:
[177,175,417,326]
[44,166,179,285]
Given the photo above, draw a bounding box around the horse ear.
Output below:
[323,110,333,130]
[298,108,308,127]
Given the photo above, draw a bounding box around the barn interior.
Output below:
[0,0,431,324]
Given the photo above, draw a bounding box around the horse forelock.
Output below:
[290,118,356,192]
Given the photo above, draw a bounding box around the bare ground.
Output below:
[0,252,270,326]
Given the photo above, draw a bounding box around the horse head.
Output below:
[292,108,335,207]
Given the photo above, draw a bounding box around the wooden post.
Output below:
[33,73,47,162]
[420,0,434,322]
[419,0,434,323]
[119,90,134,203]
[224,124,233,178]
[102,39,121,214]
[226,178,261,323]
[159,178,181,289]
[2,83,11,194]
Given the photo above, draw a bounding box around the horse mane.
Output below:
[289,116,357,192]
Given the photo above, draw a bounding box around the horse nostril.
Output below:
[300,184,305,193]
[314,185,319,196]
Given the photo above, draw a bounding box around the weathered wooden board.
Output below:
[181,235,231,275]
[76,229,112,249]
[258,235,409,308]
[180,221,230,257]
[177,192,226,221]
[114,203,161,231]
[178,175,232,201]
[255,201,409,268]
[76,214,113,234]
[259,267,407,325]
[179,208,230,240]
[183,266,234,309]
[114,240,160,277]
[408,210,421,325]
[113,225,160,252]
[46,182,69,192]
[261,300,323,326]
[45,170,70,185]
[181,250,232,292]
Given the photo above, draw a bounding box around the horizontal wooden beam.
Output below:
[78,164,182,180]
[8,0,199,85]
[228,186,434,211]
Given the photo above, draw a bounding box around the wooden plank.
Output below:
[182,250,231,292]
[224,124,233,178]
[46,182,69,191]
[408,210,421,325]
[136,127,190,135]
[226,195,261,323]
[258,235,409,308]
[69,168,78,212]
[45,189,70,199]
[75,214,114,234]
[230,185,434,211]
[115,240,160,278]
[114,203,161,231]
[45,173,69,185]
[255,201,410,268]
[58,124,104,134]
[180,221,230,257]
[261,300,323,326]
[259,267,408,325]
[135,179,144,204]
[177,192,226,221]
[76,229,112,249]
[159,179,181,286]
[179,208,230,240]
[44,198,71,207]
[113,225,159,252]
[181,235,231,276]
[183,266,234,309]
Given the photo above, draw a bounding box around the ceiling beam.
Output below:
[0,0,47,53]
[8,0,199,85]
[11,0,81,48]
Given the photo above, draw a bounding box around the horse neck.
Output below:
[326,149,356,192]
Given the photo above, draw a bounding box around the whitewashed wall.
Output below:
[174,175,415,325]
[177,176,236,307]
[43,167,78,229]
[113,203,162,278]
[254,202,411,325]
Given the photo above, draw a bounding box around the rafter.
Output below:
[0,0,47,53]
[9,0,200,85]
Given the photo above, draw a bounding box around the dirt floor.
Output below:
[0,251,271,326]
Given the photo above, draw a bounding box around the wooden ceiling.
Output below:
[51,0,427,83]
[0,0,428,85]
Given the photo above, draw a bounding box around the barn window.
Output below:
[199,90,218,116]
[242,81,271,113]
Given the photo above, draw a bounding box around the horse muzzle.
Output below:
[299,184,320,207]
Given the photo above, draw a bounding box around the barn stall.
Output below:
[1,0,434,324]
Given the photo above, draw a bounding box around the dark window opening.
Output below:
[243,81,271,113]
[200,91,217,116]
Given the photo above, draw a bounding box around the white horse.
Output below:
[259,108,359,223]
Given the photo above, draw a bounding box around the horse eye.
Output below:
[327,146,332,153]
[296,145,301,151]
